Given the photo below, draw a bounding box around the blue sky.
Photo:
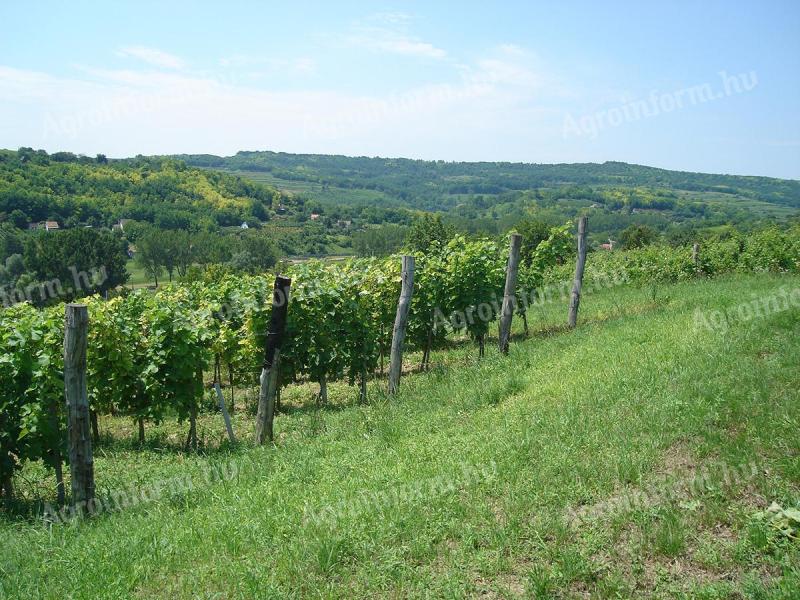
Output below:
[1,0,798,178]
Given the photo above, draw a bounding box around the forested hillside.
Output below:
[0,148,285,230]
[178,151,800,241]
[180,151,800,207]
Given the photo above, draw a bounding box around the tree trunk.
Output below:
[47,394,65,506]
[186,403,198,451]
[90,410,100,444]
[318,375,328,405]
[421,325,433,371]
[228,366,235,414]
[138,417,145,445]
[478,335,485,358]
[359,371,367,404]
[53,457,65,507]
[521,311,529,337]
[1,473,13,502]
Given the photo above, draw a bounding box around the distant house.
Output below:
[45,221,60,232]
[336,219,352,228]
[28,222,43,231]
[113,219,132,233]
[600,240,616,251]
[310,213,321,221]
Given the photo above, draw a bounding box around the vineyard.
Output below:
[1,224,799,509]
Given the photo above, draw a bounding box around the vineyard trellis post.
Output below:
[692,243,701,273]
[568,216,588,328]
[388,256,415,395]
[255,275,291,445]
[64,303,94,510]
[498,233,522,354]
[215,382,236,444]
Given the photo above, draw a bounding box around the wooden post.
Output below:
[388,256,415,395]
[255,275,291,445]
[568,217,588,329]
[64,304,94,510]
[692,243,700,272]
[214,382,237,444]
[498,233,522,354]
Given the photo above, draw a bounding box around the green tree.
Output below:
[619,224,658,249]
[135,229,166,286]
[9,210,29,230]
[0,224,23,262]
[353,224,407,256]
[514,218,551,265]
[405,214,454,253]
[228,233,279,274]
[22,228,128,301]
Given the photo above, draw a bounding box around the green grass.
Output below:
[1,274,799,598]
[124,259,153,287]
[222,169,397,207]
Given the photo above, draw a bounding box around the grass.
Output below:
[124,259,154,288]
[221,169,397,207]
[1,274,799,598]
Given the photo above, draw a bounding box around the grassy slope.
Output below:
[1,274,799,599]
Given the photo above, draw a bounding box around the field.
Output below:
[218,169,398,207]
[124,259,153,287]
[2,273,798,598]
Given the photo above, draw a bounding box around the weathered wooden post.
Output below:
[568,216,588,328]
[64,303,94,511]
[215,382,237,444]
[498,233,522,354]
[255,275,291,445]
[692,243,700,272]
[388,256,415,395]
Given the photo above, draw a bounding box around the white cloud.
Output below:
[497,43,526,57]
[344,13,447,60]
[346,28,447,59]
[116,46,185,70]
[217,55,317,75]
[365,12,414,26]
[0,44,564,162]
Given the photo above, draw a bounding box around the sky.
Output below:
[1,0,798,178]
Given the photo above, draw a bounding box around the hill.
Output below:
[0,148,286,230]
[2,273,798,597]
[178,151,800,240]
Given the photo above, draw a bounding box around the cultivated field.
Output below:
[2,274,798,598]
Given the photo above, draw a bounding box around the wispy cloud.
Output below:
[0,44,557,158]
[116,46,185,69]
[345,13,447,60]
[359,34,447,59]
[217,55,317,75]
